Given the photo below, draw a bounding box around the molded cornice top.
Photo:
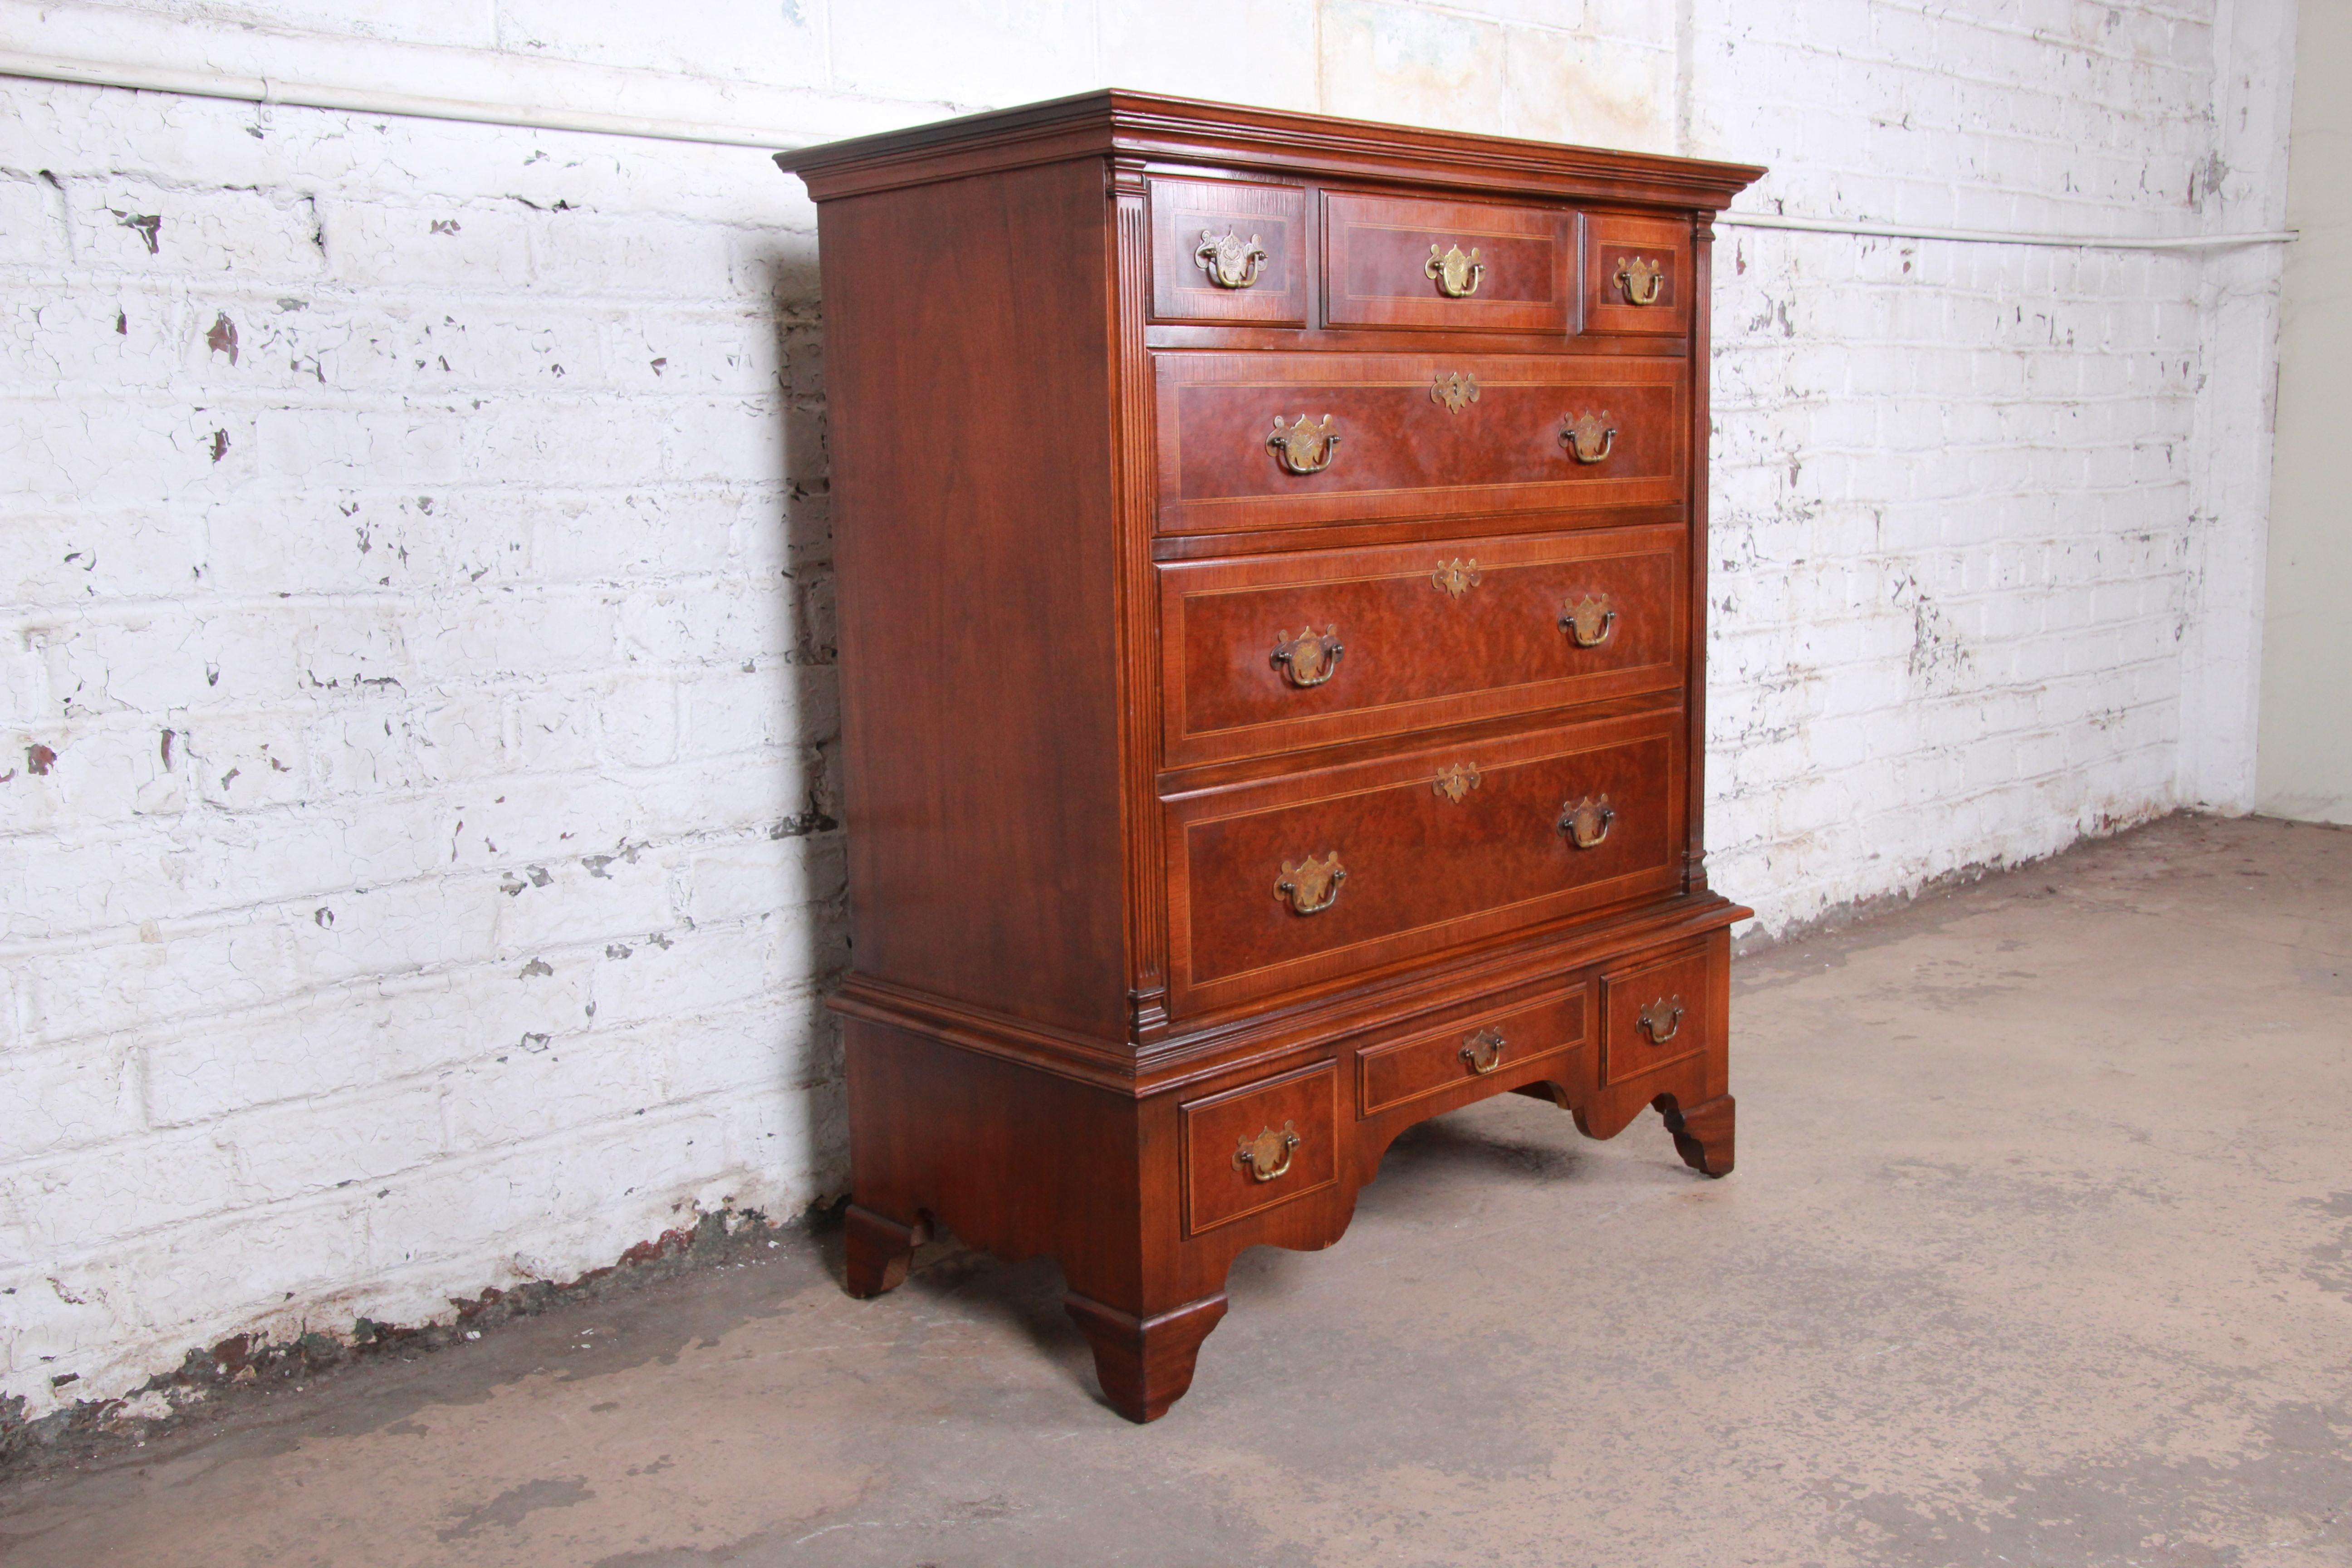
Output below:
[776,89,1766,210]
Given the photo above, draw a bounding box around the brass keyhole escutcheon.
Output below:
[1562,411,1617,465]
[1234,1121,1302,1182]
[1430,370,1480,413]
[1426,242,1485,297]
[1196,227,1270,289]
[1271,626,1343,688]
[1432,762,1481,804]
[1431,557,1482,598]
[1267,413,1340,475]
[1275,852,1346,915]
[1637,996,1685,1044]
[1559,794,1615,849]
[1460,1028,1507,1076]
[1560,594,1617,648]
[1616,255,1666,305]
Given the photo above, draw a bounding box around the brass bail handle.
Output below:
[1271,626,1344,688]
[1615,255,1666,305]
[1637,995,1685,1044]
[1559,794,1615,849]
[1196,227,1270,289]
[1268,413,1340,475]
[1426,241,1485,297]
[1234,1121,1302,1182]
[1562,411,1616,465]
[1460,1027,1507,1076]
[1560,593,1617,648]
[1276,851,1346,915]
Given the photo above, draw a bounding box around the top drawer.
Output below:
[1323,192,1574,333]
[1149,175,1309,327]
[1585,211,1691,336]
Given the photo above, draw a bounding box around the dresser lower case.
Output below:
[831,912,1739,1422]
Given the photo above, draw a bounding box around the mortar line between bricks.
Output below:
[0,817,842,947]
[1,1087,821,1278]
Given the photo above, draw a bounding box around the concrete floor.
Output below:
[3,813,2348,1567]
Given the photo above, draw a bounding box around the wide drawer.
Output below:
[1181,1058,1339,1234]
[1163,712,1684,1016]
[1154,352,1686,535]
[1159,524,1686,766]
[1322,191,1574,333]
[1356,985,1588,1117]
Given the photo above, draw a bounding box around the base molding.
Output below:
[839,917,1740,1420]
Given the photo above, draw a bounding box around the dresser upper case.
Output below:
[779,93,1762,1422]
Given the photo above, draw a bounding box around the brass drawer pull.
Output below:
[1425,241,1485,297]
[1637,996,1685,1044]
[1460,1027,1507,1076]
[1271,626,1343,687]
[1562,411,1616,464]
[1234,1121,1301,1182]
[1196,227,1270,289]
[1432,762,1480,804]
[1268,414,1339,475]
[1615,255,1666,305]
[1560,594,1617,648]
[1559,794,1615,849]
[1430,371,1480,412]
[1431,557,1481,598]
[1275,852,1346,915]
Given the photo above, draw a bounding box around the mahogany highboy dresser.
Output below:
[778,94,1763,1422]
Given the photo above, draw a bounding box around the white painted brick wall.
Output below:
[0,0,2293,1422]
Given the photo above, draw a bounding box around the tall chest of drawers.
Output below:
[777,94,1764,1422]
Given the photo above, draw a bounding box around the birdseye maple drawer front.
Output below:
[1147,175,1309,326]
[1322,191,1574,333]
[1159,524,1686,766]
[1584,211,1691,336]
[1599,941,1714,1087]
[1163,713,1684,1016]
[1356,986,1589,1118]
[1181,1058,1340,1235]
[1154,352,1686,535]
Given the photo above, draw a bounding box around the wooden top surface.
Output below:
[775,89,1765,209]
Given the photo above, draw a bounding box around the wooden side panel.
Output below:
[820,161,1130,1039]
[845,1015,1144,1303]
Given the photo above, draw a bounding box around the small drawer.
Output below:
[1153,351,1686,536]
[1323,191,1573,333]
[1159,524,1686,766]
[1164,711,1685,1016]
[1357,987,1588,1117]
[1181,1058,1339,1235]
[1599,941,1713,1086]
[1585,212,1690,336]
[1149,176,1308,326]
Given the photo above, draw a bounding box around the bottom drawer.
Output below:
[1357,986,1588,1117]
[1599,941,1713,1086]
[1181,1059,1339,1235]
